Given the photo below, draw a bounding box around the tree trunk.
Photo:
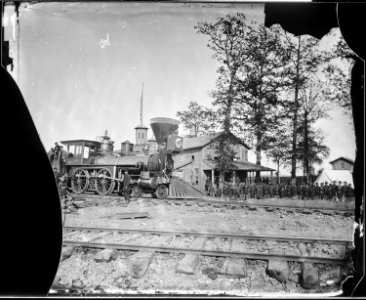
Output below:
[303,110,310,184]
[291,36,301,185]
[219,171,224,197]
[255,129,262,180]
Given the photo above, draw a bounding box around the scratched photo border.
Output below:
[1,0,364,297]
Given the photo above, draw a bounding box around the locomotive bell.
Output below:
[99,130,114,153]
[150,117,179,147]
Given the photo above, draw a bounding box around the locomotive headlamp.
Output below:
[175,137,183,149]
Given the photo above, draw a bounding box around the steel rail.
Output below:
[63,226,352,244]
[62,239,350,265]
[68,193,354,213]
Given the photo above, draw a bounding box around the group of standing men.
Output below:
[206,179,354,202]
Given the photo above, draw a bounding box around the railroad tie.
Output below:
[219,258,248,278]
[175,236,206,275]
[115,233,144,244]
[61,246,74,261]
[126,251,155,279]
[87,231,113,243]
[108,212,150,220]
[176,254,200,275]
[147,235,172,247]
[189,237,207,250]
[230,238,245,252]
[63,231,79,240]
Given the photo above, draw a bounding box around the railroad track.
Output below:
[69,193,354,217]
[63,226,353,265]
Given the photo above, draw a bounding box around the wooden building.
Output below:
[329,157,354,172]
[172,132,274,192]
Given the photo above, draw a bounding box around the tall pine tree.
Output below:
[232,24,292,178]
[273,27,327,183]
[196,14,251,186]
[296,84,330,182]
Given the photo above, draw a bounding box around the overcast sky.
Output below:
[4,2,356,175]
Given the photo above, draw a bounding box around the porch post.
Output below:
[211,169,214,185]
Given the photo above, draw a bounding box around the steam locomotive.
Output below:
[52,118,183,199]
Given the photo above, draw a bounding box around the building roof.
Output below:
[182,132,250,151]
[134,124,149,130]
[60,139,101,146]
[314,170,354,187]
[203,159,275,172]
[329,156,354,165]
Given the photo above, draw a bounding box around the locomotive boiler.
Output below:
[56,117,183,199]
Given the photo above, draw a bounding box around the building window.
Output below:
[341,162,345,169]
[83,147,89,159]
[69,145,75,155]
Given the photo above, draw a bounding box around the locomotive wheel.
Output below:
[71,168,89,194]
[155,185,168,199]
[96,168,115,195]
[131,185,143,199]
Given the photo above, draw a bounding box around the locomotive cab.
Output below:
[61,139,102,165]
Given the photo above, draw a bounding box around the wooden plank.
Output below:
[176,254,199,274]
[189,237,206,250]
[219,258,248,277]
[148,235,172,247]
[87,231,113,242]
[105,212,150,219]
[114,233,145,244]
[231,239,245,252]
[63,231,79,240]
[127,251,155,278]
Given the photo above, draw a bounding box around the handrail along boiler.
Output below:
[59,118,183,199]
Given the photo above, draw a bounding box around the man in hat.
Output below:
[331,181,339,201]
[54,142,61,160]
[320,182,325,200]
[122,170,132,205]
[346,183,354,203]
[324,181,330,201]
[340,181,348,202]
